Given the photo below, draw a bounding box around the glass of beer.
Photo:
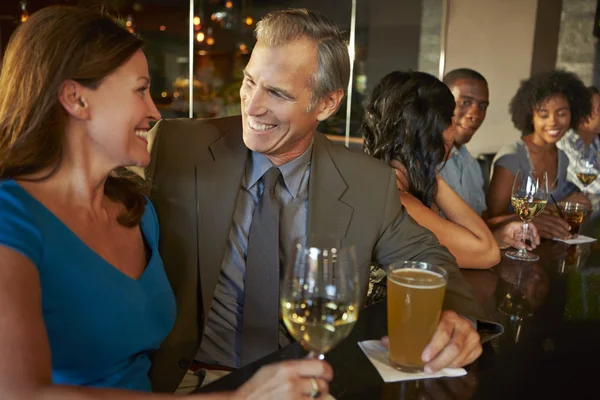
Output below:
[559,201,589,237]
[386,261,447,372]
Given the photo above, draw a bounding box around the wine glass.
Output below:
[506,169,548,262]
[576,147,599,195]
[280,236,360,360]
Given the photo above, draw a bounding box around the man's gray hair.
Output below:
[255,8,350,110]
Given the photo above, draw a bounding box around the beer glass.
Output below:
[386,261,447,372]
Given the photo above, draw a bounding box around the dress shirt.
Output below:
[439,145,487,216]
[196,143,312,368]
[557,129,600,210]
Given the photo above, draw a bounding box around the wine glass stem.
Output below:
[307,351,325,360]
[519,222,530,256]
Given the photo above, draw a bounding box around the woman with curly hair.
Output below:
[488,70,592,239]
[363,71,536,269]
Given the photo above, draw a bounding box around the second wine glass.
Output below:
[506,169,548,262]
[576,147,599,195]
[280,236,360,360]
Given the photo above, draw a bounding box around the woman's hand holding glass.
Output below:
[494,221,540,250]
[231,359,333,400]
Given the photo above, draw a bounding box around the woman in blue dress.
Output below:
[488,70,592,240]
[0,5,331,399]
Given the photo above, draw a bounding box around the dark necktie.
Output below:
[241,167,282,365]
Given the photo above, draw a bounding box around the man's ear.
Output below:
[58,80,90,120]
[316,89,345,122]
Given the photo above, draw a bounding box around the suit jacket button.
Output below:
[179,358,190,369]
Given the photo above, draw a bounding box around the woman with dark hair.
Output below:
[488,70,591,239]
[0,6,331,399]
[363,71,534,270]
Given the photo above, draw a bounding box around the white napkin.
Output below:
[358,340,466,382]
[553,235,597,244]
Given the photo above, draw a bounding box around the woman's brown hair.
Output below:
[0,5,147,227]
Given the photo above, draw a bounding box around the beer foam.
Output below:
[389,268,446,289]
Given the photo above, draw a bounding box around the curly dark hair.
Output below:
[362,71,455,208]
[509,70,591,135]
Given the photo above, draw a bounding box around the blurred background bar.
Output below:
[1,0,599,155]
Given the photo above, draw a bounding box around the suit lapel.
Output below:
[196,128,248,325]
[307,133,354,243]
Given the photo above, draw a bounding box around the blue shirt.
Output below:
[197,144,312,368]
[0,179,176,391]
[557,129,600,210]
[439,145,487,215]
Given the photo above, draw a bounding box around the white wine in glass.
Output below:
[576,148,600,195]
[281,236,360,360]
[506,169,548,262]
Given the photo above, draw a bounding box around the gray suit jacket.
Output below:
[146,116,486,392]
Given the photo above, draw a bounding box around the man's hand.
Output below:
[561,192,592,209]
[534,212,572,240]
[421,310,481,373]
[381,310,482,373]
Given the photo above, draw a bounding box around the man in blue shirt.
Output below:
[557,86,600,209]
[147,11,495,393]
[440,69,490,216]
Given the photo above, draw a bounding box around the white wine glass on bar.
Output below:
[281,235,360,360]
[506,169,548,262]
[576,148,599,195]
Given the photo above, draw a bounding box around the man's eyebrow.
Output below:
[242,69,296,100]
[264,84,296,100]
[137,77,150,84]
[459,95,488,104]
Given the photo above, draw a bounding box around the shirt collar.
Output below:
[564,129,580,147]
[245,140,313,199]
[564,128,600,151]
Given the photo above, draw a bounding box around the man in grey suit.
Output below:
[147,9,487,393]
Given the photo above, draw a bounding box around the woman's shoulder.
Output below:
[0,179,44,266]
[141,197,160,245]
[398,190,434,214]
[493,139,527,168]
[0,179,38,216]
[495,139,525,159]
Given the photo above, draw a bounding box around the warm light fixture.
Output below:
[20,1,29,23]
[239,43,247,51]
[198,50,208,56]
[159,25,167,31]
[161,91,168,98]
[125,15,134,33]
[196,32,205,42]
[206,37,215,46]
[225,1,233,9]
[193,16,201,26]
[245,16,253,26]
